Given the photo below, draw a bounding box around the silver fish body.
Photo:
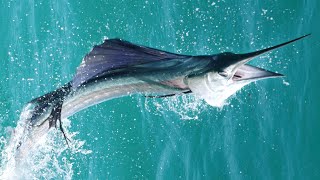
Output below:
[10,34,310,160]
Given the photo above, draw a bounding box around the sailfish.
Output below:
[11,34,309,158]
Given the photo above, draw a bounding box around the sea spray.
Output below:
[0,108,91,179]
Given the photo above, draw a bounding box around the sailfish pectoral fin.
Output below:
[144,90,192,98]
[144,93,177,98]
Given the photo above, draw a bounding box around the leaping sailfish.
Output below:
[11,34,310,159]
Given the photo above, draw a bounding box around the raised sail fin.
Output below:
[72,39,190,87]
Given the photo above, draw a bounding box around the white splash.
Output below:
[145,94,206,120]
[0,110,91,179]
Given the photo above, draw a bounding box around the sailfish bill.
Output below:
[241,33,311,59]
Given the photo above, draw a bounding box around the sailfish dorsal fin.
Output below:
[72,39,189,87]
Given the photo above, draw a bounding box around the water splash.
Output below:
[0,110,91,179]
[143,95,207,120]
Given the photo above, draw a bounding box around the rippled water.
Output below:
[0,0,319,179]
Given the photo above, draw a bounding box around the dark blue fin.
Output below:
[28,83,72,147]
[144,90,192,98]
[72,39,190,87]
[145,93,177,98]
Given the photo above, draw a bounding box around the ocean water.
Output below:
[0,0,319,179]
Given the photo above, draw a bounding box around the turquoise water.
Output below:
[0,0,319,179]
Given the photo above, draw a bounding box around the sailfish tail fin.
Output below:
[25,83,72,147]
